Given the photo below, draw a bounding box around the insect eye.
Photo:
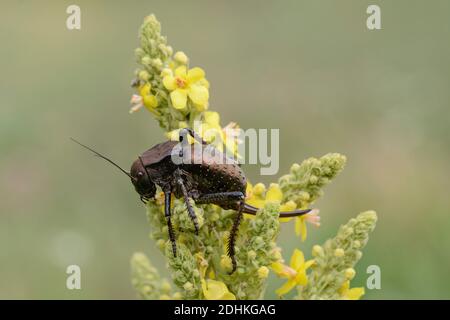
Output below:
[137,171,144,177]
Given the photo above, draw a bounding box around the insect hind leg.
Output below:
[193,191,244,205]
[227,201,244,274]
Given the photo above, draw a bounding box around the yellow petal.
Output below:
[188,84,209,106]
[301,220,307,241]
[170,89,188,110]
[294,270,308,286]
[174,65,187,77]
[204,111,220,126]
[275,279,297,296]
[265,183,283,202]
[246,197,265,209]
[163,75,177,91]
[166,129,181,141]
[187,67,205,83]
[143,95,158,108]
[338,281,351,295]
[295,217,307,241]
[252,183,266,196]
[290,249,305,270]
[202,127,222,145]
[198,78,210,89]
[139,83,151,96]
[222,292,237,300]
[346,287,365,300]
[202,279,236,300]
[304,259,315,269]
[271,262,288,278]
[193,101,209,112]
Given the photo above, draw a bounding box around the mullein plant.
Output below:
[129,15,377,300]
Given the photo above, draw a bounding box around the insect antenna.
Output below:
[70,138,134,180]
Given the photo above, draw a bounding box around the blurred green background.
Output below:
[1,0,449,299]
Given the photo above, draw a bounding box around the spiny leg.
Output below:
[164,191,177,257]
[176,176,200,235]
[227,201,244,274]
[192,191,247,273]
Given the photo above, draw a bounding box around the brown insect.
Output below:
[72,129,311,273]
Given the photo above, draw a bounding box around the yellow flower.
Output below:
[271,249,314,296]
[295,209,321,242]
[197,111,224,144]
[245,183,297,221]
[129,83,159,114]
[162,66,209,111]
[245,182,266,209]
[201,279,236,300]
[222,122,241,158]
[246,183,321,238]
[338,281,365,300]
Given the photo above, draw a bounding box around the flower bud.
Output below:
[309,175,318,184]
[253,183,266,196]
[161,68,172,77]
[138,70,150,81]
[183,281,194,291]
[257,266,269,279]
[166,45,174,57]
[174,51,188,64]
[298,191,310,202]
[345,268,356,280]
[334,248,345,257]
[220,255,232,271]
[156,239,166,250]
[152,58,163,69]
[312,245,324,257]
[141,55,152,66]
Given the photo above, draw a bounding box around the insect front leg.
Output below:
[174,171,200,235]
[164,190,177,257]
[179,128,208,145]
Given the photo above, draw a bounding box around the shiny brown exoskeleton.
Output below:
[72,129,311,273]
